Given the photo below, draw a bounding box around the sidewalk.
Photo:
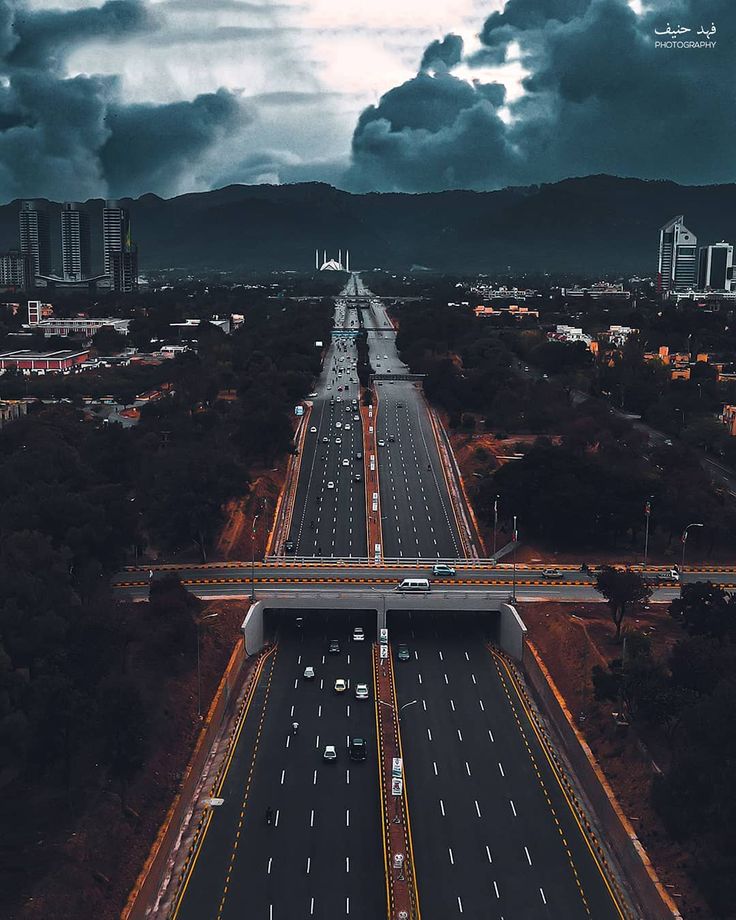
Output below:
[373,644,420,919]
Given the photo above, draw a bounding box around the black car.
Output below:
[283,540,295,554]
[388,435,395,442]
[328,639,340,654]
[397,643,410,662]
[349,737,367,762]
[354,473,362,482]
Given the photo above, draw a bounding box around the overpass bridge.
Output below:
[241,589,527,659]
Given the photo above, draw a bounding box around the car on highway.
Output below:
[355,452,362,459]
[432,564,456,576]
[336,396,342,402]
[334,678,348,693]
[335,437,342,444]
[283,540,295,554]
[388,435,395,442]
[342,458,349,466]
[344,423,351,430]
[303,666,315,680]
[310,426,317,433]
[353,626,365,641]
[322,436,329,443]
[355,682,369,699]
[378,439,385,446]
[327,480,335,489]
[397,644,411,661]
[326,385,331,390]
[336,421,342,428]
[349,737,367,762]
[354,414,359,421]
[396,578,431,592]
[308,392,318,398]
[542,568,563,579]
[354,473,362,482]
[323,745,337,762]
[328,639,340,654]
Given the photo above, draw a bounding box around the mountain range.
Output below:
[1,175,734,276]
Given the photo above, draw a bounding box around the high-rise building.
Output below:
[110,247,139,294]
[103,200,138,291]
[103,200,130,276]
[60,202,91,282]
[0,251,30,289]
[698,242,734,291]
[658,215,698,292]
[18,200,51,279]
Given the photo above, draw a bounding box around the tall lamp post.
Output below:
[492,494,499,560]
[680,522,703,597]
[511,515,518,603]
[643,498,652,573]
[251,502,264,602]
[197,612,220,719]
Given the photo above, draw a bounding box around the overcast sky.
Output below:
[0,0,733,201]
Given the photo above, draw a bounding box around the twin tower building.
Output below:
[18,199,139,292]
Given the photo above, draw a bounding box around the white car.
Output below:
[323,745,337,762]
[310,426,317,433]
[326,385,332,390]
[327,481,335,489]
[343,423,351,430]
[303,666,315,680]
[378,439,385,446]
[355,683,369,700]
[335,437,342,444]
[308,392,318,398]
[354,415,359,421]
[353,627,365,642]
[336,421,342,429]
[334,678,347,693]
[342,458,349,466]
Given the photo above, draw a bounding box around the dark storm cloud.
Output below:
[348,0,736,192]
[420,33,464,73]
[0,0,243,201]
[101,89,244,196]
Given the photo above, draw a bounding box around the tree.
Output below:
[98,678,149,809]
[91,325,128,355]
[669,582,736,639]
[594,566,651,639]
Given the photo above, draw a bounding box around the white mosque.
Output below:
[316,248,350,271]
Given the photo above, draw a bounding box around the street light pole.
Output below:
[492,494,499,560]
[643,498,652,572]
[197,612,220,719]
[680,522,704,597]
[250,502,264,602]
[511,515,518,603]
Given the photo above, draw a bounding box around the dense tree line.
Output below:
[593,583,736,916]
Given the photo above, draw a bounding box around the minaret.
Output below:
[339,248,342,268]
[323,249,326,266]
[346,250,350,272]
[315,248,318,270]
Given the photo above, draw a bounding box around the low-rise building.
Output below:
[0,399,27,428]
[720,405,736,436]
[547,325,593,346]
[473,304,540,320]
[561,283,631,300]
[0,349,89,373]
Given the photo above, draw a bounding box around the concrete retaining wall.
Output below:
[522,642,681,920]
[121,638,249,920]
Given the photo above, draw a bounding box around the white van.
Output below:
[396,578,431,592]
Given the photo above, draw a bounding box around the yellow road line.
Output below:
[170,646,276,919]
[490,648,628,919]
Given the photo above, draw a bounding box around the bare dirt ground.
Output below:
[216,465,285,561]
[520,601,710,919]
[7,601,250,920]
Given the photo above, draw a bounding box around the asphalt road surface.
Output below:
[175,615,385,920]
[356,277,463,558]
[391,612,625,919]
[287,293,367,558]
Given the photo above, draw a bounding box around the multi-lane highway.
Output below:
[286,297,366,557]
[173,616,385,920]
[154,275,657,920]
[359,277,463,558]
[392,612,623,919]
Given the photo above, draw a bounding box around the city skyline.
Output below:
[0,0,732,202]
